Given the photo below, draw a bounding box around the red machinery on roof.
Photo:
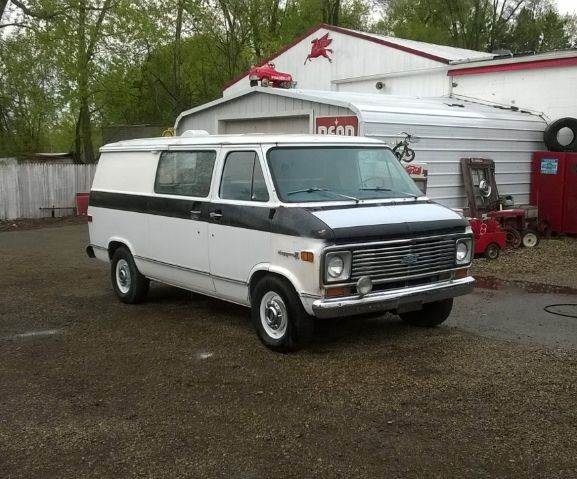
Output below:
[249,63,294,89]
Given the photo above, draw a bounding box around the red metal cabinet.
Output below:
[563,154,577,234]
[531,152,577,234]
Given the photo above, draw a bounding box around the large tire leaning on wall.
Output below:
[543,117,577,152]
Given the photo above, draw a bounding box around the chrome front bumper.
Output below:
[311,276,475,319]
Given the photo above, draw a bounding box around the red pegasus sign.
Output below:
[305,33,333,64]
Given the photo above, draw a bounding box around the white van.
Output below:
[87,133,474,351]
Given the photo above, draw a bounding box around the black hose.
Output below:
[544,304,577,319]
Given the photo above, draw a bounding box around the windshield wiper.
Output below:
[359,187,420,200]
[287,186,359,203]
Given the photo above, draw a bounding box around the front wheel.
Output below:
[110,247,149,304]
[484,242,500,260]
[251,276,314,352]
[399,298,453,327]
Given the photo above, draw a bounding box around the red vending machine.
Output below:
[532,152,577,234]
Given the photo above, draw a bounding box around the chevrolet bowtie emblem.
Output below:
[401,254,418,265]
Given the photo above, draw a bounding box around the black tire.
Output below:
[250,79,258,87]
[251,275,314,352]
[521,229,540,248]
[544,117,577,152]
[484,243,500,260]
[503,226,522,249]
[399,298,454,327]
[110,246,149,304]
[403,147,416,163]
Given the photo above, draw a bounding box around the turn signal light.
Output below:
[300,251,314,262]
[325,287,351,298]
[454,268,468,279]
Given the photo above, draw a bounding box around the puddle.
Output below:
[2,329,63,341]
[475,276,577,295]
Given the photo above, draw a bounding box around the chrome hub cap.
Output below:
[116,259,131,294]
[260,292,288,339]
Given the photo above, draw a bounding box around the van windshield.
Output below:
[267,146,423,203]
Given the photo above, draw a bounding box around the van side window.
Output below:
[220,151,270,202]
[155,151,216,197]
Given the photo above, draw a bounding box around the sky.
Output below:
[555,0,577,15]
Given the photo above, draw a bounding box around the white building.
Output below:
[223,23,577,121]
[176,89,546,209]
[175,23,577,208]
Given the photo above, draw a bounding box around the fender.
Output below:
[107,236,137,259]
[248,262,319,315]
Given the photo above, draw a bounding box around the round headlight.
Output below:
[357,276,373,296]
[327,255,345,278]
[456,241,469,262]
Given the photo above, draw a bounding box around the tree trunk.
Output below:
[173,0,184,113]
[0,0,9,22]
[75,3,94,163]
[322,0,340,25]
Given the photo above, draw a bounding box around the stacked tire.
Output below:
[544,118,577,152]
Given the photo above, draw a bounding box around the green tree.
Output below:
[0,32,61,155]
[378,0,574,53]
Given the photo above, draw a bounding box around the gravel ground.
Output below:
[1,225,577,478]
[471,236,577,289]
[0,215,87,232]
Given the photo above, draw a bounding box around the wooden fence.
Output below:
[0,161,97,220]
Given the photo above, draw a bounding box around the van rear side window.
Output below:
[155,151,216,197]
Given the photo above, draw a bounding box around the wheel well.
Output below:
[248,271,295,301]
[108,241,127,260]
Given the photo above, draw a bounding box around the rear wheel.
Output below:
[110,247,149,304]
[261,77,270,87]
[522,229,539,248]
[399,298,453,327]
[251,276,313,352]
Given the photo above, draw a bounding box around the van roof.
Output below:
[100,133,385,152]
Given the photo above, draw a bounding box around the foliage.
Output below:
[0,0,575,161]
[377,0,576,52]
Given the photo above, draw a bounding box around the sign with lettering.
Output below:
[540,158,558,175]
[315,116,358,136]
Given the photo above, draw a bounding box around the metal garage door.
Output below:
[221,115,310,134]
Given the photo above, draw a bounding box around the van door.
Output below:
[208,148,272,303]
[146,149,218,292]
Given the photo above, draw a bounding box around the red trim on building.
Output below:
[449,56,577,76]
[222,23,450,91]
[325,24,450,64]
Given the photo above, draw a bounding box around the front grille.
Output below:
[350,237,457,283]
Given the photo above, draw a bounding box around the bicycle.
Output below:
[392,131,417,163]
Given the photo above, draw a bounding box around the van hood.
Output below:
[309,202,468,241]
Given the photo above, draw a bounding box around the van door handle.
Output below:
[209,211,223,220]
[190,210,201,219]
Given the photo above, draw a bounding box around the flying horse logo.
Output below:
[304,33,333,64]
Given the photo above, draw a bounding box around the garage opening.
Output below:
[220,115,309,134]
